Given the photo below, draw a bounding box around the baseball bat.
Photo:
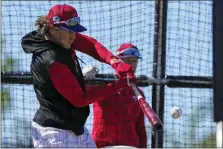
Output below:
[130,83,163,131]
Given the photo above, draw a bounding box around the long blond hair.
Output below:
[34,15,50,36]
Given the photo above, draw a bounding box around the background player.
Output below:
[84,43,147,148]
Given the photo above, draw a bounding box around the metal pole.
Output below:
[213,0,223,147]
[152,0,168,148]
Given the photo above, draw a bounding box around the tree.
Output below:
[1,38,14,111]
[2,57,15,72]
[1,39,16,110]
[189,103,216,147]
[1,38,33,147]
[198,133,215,148]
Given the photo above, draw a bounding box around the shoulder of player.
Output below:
[35,48,75,71]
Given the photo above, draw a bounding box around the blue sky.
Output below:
[2,1,215,148]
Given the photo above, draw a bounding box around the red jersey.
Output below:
[48,33,117,107]
[92,87,147,148]
[73,33,115,64]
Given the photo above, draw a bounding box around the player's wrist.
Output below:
[110,58,123,66]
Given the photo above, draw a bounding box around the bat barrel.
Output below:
[153,122,163,131]
[141,102,163,131]
[130,83,163,131]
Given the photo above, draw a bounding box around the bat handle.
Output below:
[130,83,142,97]
[130,83,163,131]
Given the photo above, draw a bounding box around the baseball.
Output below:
[170,107,182,119]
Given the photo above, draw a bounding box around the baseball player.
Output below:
[21,4,136,148]
[87,43,147,148]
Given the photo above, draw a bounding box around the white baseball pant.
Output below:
[31,121,96,148]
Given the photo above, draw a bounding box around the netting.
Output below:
[164,1,214,147]
[1,0,215,148]
[1,1,155,147]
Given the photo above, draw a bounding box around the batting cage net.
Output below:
[1,1,215,148]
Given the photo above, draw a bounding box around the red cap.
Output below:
[116,43,138,52]
[47,4,87,32]
[116,43,141,59]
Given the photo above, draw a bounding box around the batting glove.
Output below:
[111,60,137,85]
